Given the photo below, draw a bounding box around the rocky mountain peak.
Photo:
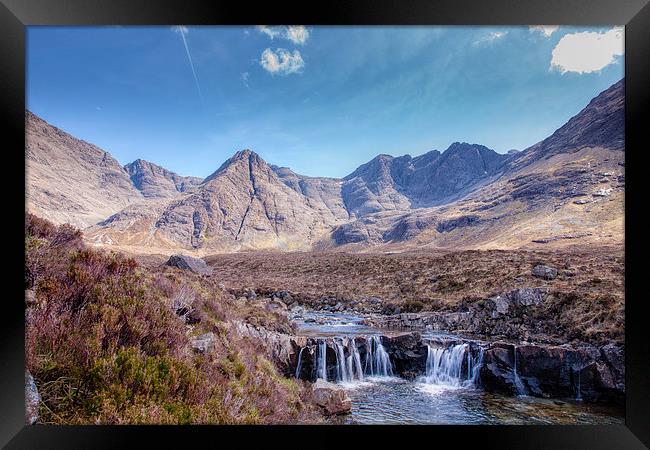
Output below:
[124,158,202,198]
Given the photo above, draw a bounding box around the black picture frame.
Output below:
[1,0,648,448]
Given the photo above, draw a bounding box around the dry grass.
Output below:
[205,247,623,305]
[205,246,624,344]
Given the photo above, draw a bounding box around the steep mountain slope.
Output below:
[271,165,350,221]
[87,150,348,253]
[27,79,624,254]
[324,80,625,250]
[124,159,203,198]
[25,111,144,228]
[341,144,509,217]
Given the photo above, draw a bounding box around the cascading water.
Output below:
[316,340,327,380]
[365,335,393,377]
[295,347,306,378]
[574,367,582,401]
[512,346,527,395]
[334,340,349,382]
[420,343,484,388]
[348,338,364,382]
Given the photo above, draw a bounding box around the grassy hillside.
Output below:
[25,214,320,424]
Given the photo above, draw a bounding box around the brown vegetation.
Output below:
[205,246,624,344]
[25,214,320,424]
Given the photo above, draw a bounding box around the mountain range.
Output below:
[25,79,625,254]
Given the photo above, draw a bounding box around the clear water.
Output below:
[294,311,624,425]
[336,378,624,425]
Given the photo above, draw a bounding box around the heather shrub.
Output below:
[25,215,320,424]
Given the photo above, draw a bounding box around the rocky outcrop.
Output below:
[232,321,306,375]
[25,371,40,425]
[311,379,352,415]
[480,342,625,403]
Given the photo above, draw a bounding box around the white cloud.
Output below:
[241,71,250,87]
[256,25,309,45]
[474,31,508,45]
[285,26,309,45]
[529,26,559,37]
[550,27,624,74]
[260,48,305,75]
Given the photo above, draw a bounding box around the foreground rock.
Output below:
[166,254,213,275]
[312,379,352,415]
[25,371,40,425]
[532,264,558,280]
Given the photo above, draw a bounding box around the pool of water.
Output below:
[292,310,625,425]
[336,377,623,425]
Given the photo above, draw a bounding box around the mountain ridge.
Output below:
[26,79,625,254]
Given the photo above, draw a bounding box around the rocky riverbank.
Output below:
[287,331,624,405]
[220,281,625,406]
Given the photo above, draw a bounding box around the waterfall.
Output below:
[349,338,364,381]
[365,335,393,377]
[512,346,527,395]
[574,368,582,401]
[421,343,484,387]
[332,338,365,382]
[334,340,350,382]
[316,340,327,380]
[295,347,305,378]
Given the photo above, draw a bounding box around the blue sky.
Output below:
[27,26,624,178]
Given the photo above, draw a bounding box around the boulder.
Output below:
[25,371,40,425]
[312,379,352,415]
[510,287,549,306]
[166,254,213,276]
[532,264,558,280]
[191,332,215,354]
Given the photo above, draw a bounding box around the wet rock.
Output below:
[532,264,558,280]
[166,254,213,275]
[191,332,215,354]
[385,332,427,379]
[25,372,40,425]
[312,379,352,415]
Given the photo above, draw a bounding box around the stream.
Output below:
[291,311,624,425]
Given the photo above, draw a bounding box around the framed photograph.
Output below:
[2,0,649,447]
